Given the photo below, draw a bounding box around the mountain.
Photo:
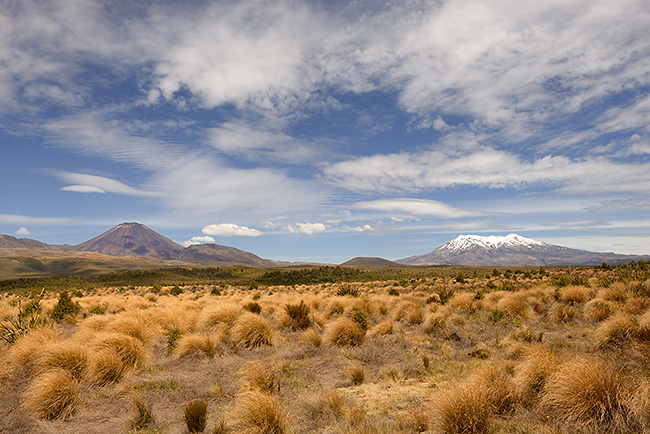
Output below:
[340,257,401,267]
[0,234,71,251]
[396,233,650,266]
[175,243,280,267]
[75,222,184,260]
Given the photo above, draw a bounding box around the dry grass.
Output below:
[513,345,558,402]
[594,313,638,348]
[231,312,274,348]
[541,355,632,430]
[235,391,288,434]
[174,332,222,358]
[34,341,88,379]
[243,363,280,395]
[433,378,493,434]
[24,369,80,419]
[323,317,365,347]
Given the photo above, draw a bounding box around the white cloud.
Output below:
[61,185,106,194]
[0,214,74,226]
[15,227,30,236]
[286,222,326,235]
[324,146,650,195]
[181,235,216,247]
[202,223,262,237]
[52,171,159,197]
[352,198,482,219]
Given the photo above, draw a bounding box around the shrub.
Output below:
[170,286,183,296]
[244,302,263,314]
[351,307,369,331]
[336,284,358,297]
[184,399,208,433]
[151,284,161,294]
[50,291,81,321]
[88,305,106,316]
[235,391,288,434]
[324,318,365,347]
[211,287,221,296]
[231,312,274,348]
[541,355,631,428]
[284,300,311,330]
[167,327,184,354]
[24,369,80,419]
[388,288,400,296]
[130,396,155,431]
[435,287,455,305]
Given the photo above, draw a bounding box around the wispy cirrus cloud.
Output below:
[351,198,482,219]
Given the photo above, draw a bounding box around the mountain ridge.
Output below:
[396,233,650,266]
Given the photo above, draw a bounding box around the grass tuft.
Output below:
[24,369,80,419]
[324,317,365,347]
[235,391,288,434]
[130,395,155,431]
[184,399,208,433]
[231,312,274,348]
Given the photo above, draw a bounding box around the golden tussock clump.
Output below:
[433,378,493,434]
[196,304,241,330]
[87,348,126,386]
[541,355,632,429]
[594,313,638,348]
[300,328,322,347]
[449,292,474,310]
[242,362,280,395]
[231,312,274,348]
[600,283,629,303]
[5,327,62,374]
[173,332,222,358]
[558,286,591,305]
[637,310,650,341]
[624,296,649,315]
[370,318,394,336]
[496,293,529,318]
[93,332,146,370]
[513,345,558,402]
[34,341,88,380]
[423,311,447,334]
[323,317,365,347]
[23,368,80,419]
[469,364,516,414]
[234,391,289,434]
[109,312,160,344]
[584,298,614,322]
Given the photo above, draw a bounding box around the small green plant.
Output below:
[388,288,400,296]
[88,305,106,316]
[455,273,465,283]
[243,302,262,314]
[184,399,208,433]
[211,286,221,296]
[170,286,183,296]
[489,309,505,323]
[167,328,184,354]
[130,396,154,431]
[51,291,81,321]
[151,284,161,294]
[336,283,358,297]
[435,287,455,304]
[252,293,261,300]
[351,307,369,331]
[284,300,311,330]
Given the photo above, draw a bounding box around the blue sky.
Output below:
[2,0,650,263]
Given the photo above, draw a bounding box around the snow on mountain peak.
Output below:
[443,233,546,251]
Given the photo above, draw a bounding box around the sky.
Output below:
[1,0,650,263]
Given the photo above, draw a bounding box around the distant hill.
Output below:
[397,233,650,266]
[340,257,401,267]
[175,243,280,267]
[0,234,71,251]
[75,222,183,260]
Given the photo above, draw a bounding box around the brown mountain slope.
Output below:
[75,222,183,260]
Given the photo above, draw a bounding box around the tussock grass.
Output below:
[34,341,88,379]
[197,304,241,330]
[433,379,493,434]
[24,369,80,419]
[324,317,365,347]
[93,332,145,370]
[514,345,558,402]
[231,312,274,348]
[541,355,632,429]
[184,399,208,433]
[174,332,222,358]
[130,395,155,431]
[243,363,280,395]
[594,313,638,348]
[87,348,126,385]
[300,328,321,347]
[235,391,289,434]
[347,362,365,385]
[585,298,614,321]
[558,285,591,305]
[5,326,62,374]
[370,318,393,335]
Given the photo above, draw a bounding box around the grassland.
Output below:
[1,262,650,433]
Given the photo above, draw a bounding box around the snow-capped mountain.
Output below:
[396,234,649,266]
